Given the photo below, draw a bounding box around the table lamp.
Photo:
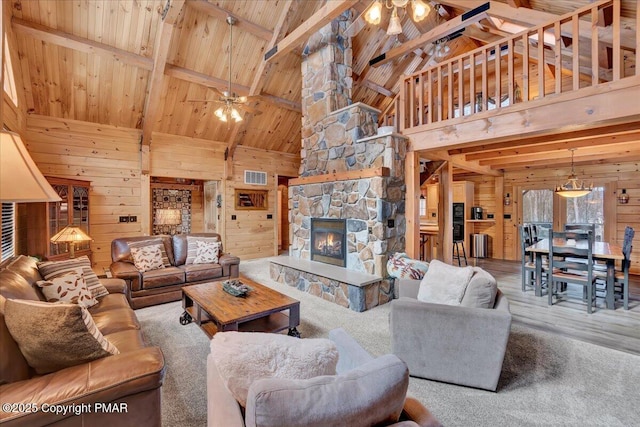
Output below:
[0,130,61,202]
[50,225,92,258]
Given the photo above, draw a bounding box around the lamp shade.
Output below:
[155,209,182,225]
[50,225,92,244]
[1,130,61,202]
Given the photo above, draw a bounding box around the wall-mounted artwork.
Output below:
[153,188,191,235]
[235,189,268,210]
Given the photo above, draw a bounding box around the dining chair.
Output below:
[564,223,596,233]
[548,231,597,313]
[520,225,546,293]
[594,226,634,310]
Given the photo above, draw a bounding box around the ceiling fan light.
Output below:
[365,0,383,25]
[214,107,225,119]
[387,8,403,35]
[230,108,242,122]
[412,0,431,22]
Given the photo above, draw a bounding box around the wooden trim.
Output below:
[186,0,273,41]
[405,152,420,260]
[288,167,390,186]
[150,182,200,191]
[266,0,357,62]
[11,17,154,71]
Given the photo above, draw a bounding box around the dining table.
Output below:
[526,238,624,309]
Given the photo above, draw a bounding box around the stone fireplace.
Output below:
[270,11,408,311]
[310,218,346,267]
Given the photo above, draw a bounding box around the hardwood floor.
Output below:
[471,258,640,356]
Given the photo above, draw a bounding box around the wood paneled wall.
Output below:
[21,115,300,271]
[224,146,299,259]
[24,115,143,270]
[495,161,640,274]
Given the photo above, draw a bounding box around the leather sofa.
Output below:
[110,233,240,309]
[0,255,165,426]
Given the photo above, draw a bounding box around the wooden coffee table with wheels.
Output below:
[179,276,300,338]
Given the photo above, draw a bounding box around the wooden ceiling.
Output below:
[7,0,639,170]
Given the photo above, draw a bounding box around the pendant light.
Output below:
[554,149,593,198]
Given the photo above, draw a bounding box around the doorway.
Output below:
[277,175,294,254]
[203,181,221,234]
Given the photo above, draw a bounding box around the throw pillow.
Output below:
[460,267,498,309]
[130,244,166,273]
[245,354,409,427]
[193,240,220,264]
[36,267,98,308]
[127,238,171,267]
[186,236,219,264]
[386,252,429,279]
[4,299,119,374]
[37,255,109,299]
[210,331,338,408]
[417,259,474,306]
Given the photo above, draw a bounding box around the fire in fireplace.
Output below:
[311,218,346,267]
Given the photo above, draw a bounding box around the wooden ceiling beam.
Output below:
[481,141,640,167]
[426,151,503,176]
[265,0,357,62]
[164,65,301,113]
[488,152,640,170]
[141,0,185,150]
[11,17,154,71]
[465,130,640,161]
[449,122,640,156]
[358,78,395,98]
[369,6,491,68]
[185,0,273,41]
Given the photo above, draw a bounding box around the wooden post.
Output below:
[140,173,151,236]
[405,151,420,259]
[494,176,505,259]
[441,161,453,264]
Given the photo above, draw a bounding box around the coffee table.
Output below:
[179,276,300,338]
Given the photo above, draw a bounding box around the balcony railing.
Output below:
[399,0,637,132]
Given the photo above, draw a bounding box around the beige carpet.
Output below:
[136,257,640,426]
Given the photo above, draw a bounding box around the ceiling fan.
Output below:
[187,16,261,123]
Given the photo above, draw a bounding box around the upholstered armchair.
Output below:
[207,328,441,427]
[390,276,512,392]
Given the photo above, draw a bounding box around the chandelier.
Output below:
[365,0,433,36]
[554,149,593,198]
[214,16,246,123]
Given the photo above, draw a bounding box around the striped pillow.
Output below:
[127,238,171,267]
[186,236,220,265]
[4,299,119,374]
[37,255,109,299]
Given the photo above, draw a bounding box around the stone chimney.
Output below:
[290,12,408,281]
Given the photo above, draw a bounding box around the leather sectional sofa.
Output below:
[110,233,240,309]
[0,255,165,426]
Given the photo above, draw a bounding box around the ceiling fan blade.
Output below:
[237,104,263,116]
[185,99,224,105]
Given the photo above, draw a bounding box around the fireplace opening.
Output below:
[311,218,346,267]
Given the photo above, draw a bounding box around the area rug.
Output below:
[136,258,640,426]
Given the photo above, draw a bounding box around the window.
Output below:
[566,186,604,241]
[522,189,553,239]
[1,203,15,262]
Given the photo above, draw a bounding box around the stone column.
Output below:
[301,12,353,174]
